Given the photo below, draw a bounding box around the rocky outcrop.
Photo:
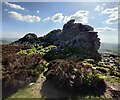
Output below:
[42,20,100,54]
[62,19,94,39]
[41,29,62,46]
[60,20,100,53]
[11,33,39,46]
[11,19,101,57]
[64,32,100,53]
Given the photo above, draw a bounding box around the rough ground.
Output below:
[10,72,120,99]
[10,71,67,98]
[2,45,119,99]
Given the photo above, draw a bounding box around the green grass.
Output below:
[9,73,45,98]
[16,45,57,56]
[9,85,38,98]
[44,47,84,61]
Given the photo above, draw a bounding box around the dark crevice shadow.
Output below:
[40,80,106,100]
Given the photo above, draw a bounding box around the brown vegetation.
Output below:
[44,59,106,96]
[2,45,44,98]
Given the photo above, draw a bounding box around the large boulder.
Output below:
[63,19,94,33]
[60,20,100,54]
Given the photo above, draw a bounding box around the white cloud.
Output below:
[43,10,89,24]
[101,7,118,24]
[101,7,118,14]
[43,17,50,22]
[95,27,118,44]
[63,16,70,23]
[36,10,39,13]
[99,34,118,44]
[63,10,89,24]
[51,13,64,23]
[8,11,41,23]
[102,3,106,6]
[95,3,106,11]
[95,5,104,11]
[95,27,117,32]
[5,2,25,10]
[106,16,118,24]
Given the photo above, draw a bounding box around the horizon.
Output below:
[2,2,118,44]
[0,37,119,45]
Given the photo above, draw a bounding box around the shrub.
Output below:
[16,45,57,56]
[60,47,83,54]
[2,45,47,98]
[44,59,106,93]
[44,47,83,61]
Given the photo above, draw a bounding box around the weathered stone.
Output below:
[60,20,100,56]
[11,19,101,57]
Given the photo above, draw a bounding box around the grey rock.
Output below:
[60,20,100,55]
[11,19,101,58]
[11,33,39,46]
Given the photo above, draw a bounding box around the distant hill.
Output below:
[0,38,18,44]
[99,43,119,55]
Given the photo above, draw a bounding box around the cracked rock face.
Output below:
[60,19,100,53]
[64,32,100,53]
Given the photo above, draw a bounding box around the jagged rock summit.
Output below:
[60,19,100,53]
[11,19,100,56]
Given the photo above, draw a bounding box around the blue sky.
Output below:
[2,2,118,44]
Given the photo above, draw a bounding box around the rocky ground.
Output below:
[101,53,120,67]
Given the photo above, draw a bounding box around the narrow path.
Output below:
[10,72,46,98]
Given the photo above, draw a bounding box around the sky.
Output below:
[1,2,119,44]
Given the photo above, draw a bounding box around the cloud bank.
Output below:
[101,7,118,24]
[43,10,89,24]
[5,2,25,10]
[8,11,41,23]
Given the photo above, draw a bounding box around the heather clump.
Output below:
[44,59,106,95]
